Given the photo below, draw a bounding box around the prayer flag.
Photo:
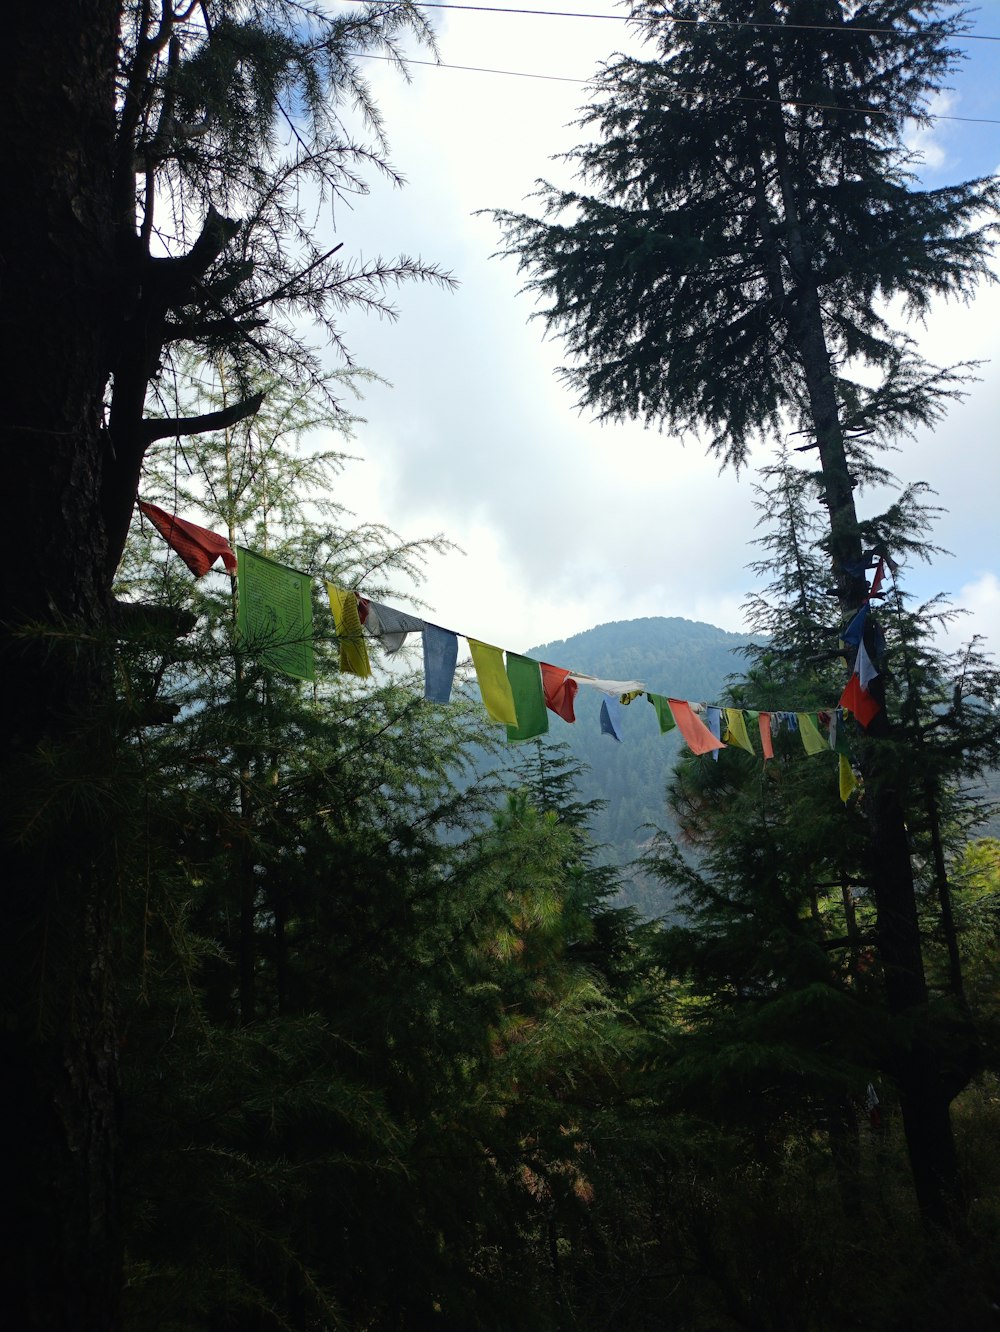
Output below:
[830,709,852,757]
[723,708,754,755]
[706,706,722,762]
[839,641,880,729]
[843,603,868,648]
[647,692,677,734]
[600,695,624,742]
[422,626,458,702]
[326,584,371,678]
[569,671,646,694]
[506,655,549,742]
[668,699,725,756]
[869,557,886,598]
[541,663,578,723]
[756,711,774,760]
[839,754,859,802]
[236,546,314,681]
[469,639,518,725]
[139,499,236,577]
[839,672,880,728]
[366,599,425,654]
[798,712,829,756]
[857,640,878,690]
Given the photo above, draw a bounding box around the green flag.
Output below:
[506,654,549,742]
[237,546,315,681]
[830,709,853,757]
[647,692,677,734]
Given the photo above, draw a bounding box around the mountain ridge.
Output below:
[510,615,763,916]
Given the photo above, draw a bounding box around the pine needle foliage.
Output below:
[492,0,998,468]
[112,364,670,1330]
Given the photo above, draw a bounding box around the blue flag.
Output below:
[422,626,458,703]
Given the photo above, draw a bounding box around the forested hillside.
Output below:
[522,617,760,914]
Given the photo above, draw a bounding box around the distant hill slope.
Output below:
[511,617,760,915]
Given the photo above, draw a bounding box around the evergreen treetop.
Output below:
[494,0,998,469]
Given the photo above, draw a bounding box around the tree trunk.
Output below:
[0,4,124,1325]
[757,12,968,1229]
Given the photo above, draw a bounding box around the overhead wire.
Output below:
[346,0,1000,124]
[355,53,1000,124]
[346,0,1000,45]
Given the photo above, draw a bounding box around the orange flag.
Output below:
[139,500,236,577]
[668,699,726,756]
[757,711,774,760]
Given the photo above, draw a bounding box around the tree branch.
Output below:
[140,392,264,443]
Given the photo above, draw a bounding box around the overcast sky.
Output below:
[324,1,1000,666]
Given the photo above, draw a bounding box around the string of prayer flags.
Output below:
[668,699,726,756]
[172,521,879,816]
[839,641,880,728]
[422,626,458,702]
[756,711,774,760]
[326,584,371,678]
[236,547,315,681]
[365,599,425,654]
[798,711,829,756]
[541,664,578,723]
[647,692,677,734]
[469,639,518,725]
[139,499,237,577]
[506,655,549,742]
[723,707,755,755]
[600,695,625,742]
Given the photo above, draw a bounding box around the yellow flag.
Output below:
[326,583,371,678]
[839,754,859,803]
[723,707,755,754]
[468,639,518,725]
[798,712,828,756]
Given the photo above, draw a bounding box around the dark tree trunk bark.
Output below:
[0,4,124,1325]
[757,11,969,1231]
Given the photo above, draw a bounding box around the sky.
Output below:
[321,1,1000,666]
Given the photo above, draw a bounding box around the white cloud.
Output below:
[935,572,1000,657]
[903,90,956,172]
[318,8,1000,666]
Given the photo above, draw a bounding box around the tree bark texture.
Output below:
[0,4,124,1325]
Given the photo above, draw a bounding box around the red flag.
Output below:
[838,672,880,729]
[869,557,886,599]
[540,663,578,723]
[138,500,237,577]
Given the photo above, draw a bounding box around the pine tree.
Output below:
[1,5,454,1321]
[114,363,669,1328]
[492,0,999,1227]
[648,456,1000,1284]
